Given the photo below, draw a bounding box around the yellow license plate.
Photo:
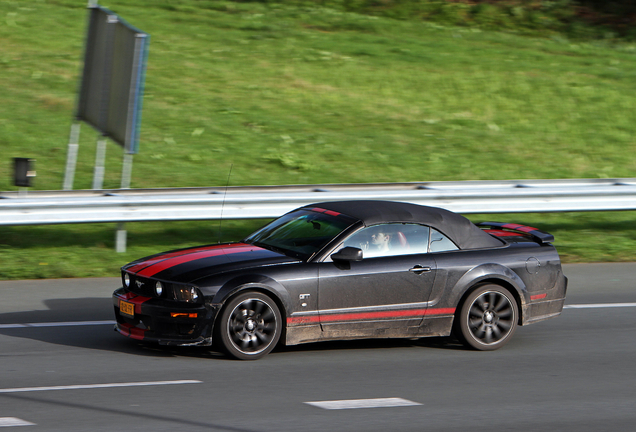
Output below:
[120,300,135,318]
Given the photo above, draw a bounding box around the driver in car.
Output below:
[344,226,392,257]
[369,229,391,254]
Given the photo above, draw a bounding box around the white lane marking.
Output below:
[0,320,115,329]
[305,397,421,410]
[0,417,36,427]
[0,380,202,394]
[565,303,636,309]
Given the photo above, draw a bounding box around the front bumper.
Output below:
[113,287,219,346]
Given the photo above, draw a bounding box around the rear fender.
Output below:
[450,263,527,320]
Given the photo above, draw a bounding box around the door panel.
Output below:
[318,254,437,334]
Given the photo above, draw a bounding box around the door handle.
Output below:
[409,265,431,274]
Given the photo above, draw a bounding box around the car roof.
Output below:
[306,200,503,250]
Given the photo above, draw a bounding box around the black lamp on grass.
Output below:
[13,158,36,194]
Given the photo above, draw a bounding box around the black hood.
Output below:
[122,243,298,283]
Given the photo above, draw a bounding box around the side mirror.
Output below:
[331,247,363,262]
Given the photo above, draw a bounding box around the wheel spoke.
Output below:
[473,323,487,338]
[468,317,482,329]
[487,292,496,309]
[474,297,487,312]
[468,305,483,319]
[254,329,272,344]
[259,321,273,333]
[233,309,247,322]
[483,327,494,343]
[498,307,513,319]
[253,300,266,316]
[239,337,252,349]
[230,323,244,334]
[497,320,511,332]
[493,294,508,313]
[260,308,275,322]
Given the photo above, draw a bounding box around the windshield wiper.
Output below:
[252,241,290,256]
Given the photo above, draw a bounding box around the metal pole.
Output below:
[115,222,127,253]
[62,122,81,190]
[117,153,134,252]
[121,153,133,189]
[92,136,107,190]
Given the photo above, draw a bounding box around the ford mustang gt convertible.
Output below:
[113,200,567,360]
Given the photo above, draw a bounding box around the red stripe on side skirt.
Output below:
[287,307,455,325]
[287,315,321,325]
[136,244,257,278]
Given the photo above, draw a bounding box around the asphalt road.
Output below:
[1,263,635,432]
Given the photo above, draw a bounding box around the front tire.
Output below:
[456,284,518,351]
[217,291,282,360]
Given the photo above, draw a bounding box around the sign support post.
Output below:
[121,153,133,189]
[116,152,134,252]
[92,135,107,190]
[62,122,81,190]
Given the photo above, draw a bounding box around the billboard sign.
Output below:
[76,6,149,154]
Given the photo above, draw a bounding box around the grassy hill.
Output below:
[1,0,635,278]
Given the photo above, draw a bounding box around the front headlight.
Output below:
[174,285,201,303]
[123,273,131,288]
[155,281,164,297]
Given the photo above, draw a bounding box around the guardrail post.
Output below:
[115,222,127,253]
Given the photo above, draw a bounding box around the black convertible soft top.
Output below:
[309,200,503,250]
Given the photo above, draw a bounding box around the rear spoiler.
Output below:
[478,222,554,244]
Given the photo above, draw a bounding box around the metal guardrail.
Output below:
[2,178,636,227]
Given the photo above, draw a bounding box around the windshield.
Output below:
[244,209,357,260]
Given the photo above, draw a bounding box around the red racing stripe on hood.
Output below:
[135,243,259,278]
[126,244,234,274]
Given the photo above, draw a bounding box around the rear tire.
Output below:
[455,284,518,351]
[216,291,282,360]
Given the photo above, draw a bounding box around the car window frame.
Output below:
[324,223,436,261]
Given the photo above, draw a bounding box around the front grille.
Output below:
[126,275,156,297]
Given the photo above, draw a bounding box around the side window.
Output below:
[429,228,459,253]
[341,223,430,258]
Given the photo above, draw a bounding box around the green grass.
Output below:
[1,0,636,279]
[0,220,267,279]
